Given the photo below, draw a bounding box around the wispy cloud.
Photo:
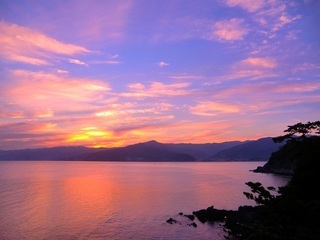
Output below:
[225,0,265,13]
[275,82,320,93]
[57,69,69,74]
[90,53,121,65]
[122,82,191,98]
[212,18,248,41]
[240,57,276,68]
[292,63,320,73]
[218,57,278,81]
[69,58,88,66]
[95,102,174,118]
[91,60,121,65]
[1,70,110,118]
[272,14,301,32]
[159,61,170,67]
[0,21,90,65]
[169,75,205,80]
[190,101,240,116]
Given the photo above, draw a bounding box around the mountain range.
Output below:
[0,137,284,162]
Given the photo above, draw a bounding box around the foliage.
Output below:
[243,182,277,205]
[273,121,320,143]
[225,121,320,240]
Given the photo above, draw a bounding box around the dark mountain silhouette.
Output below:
[0,138,283,161]
[0,146,103,160]
[166,141,242,160]
[208,137,285,161]
[82,140,196,161]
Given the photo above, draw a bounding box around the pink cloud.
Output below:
[292,63,320,73]
[57,69,69,74]
[122,82,191,98]
[225,0,265,12]
[272,14,301,32]
[68,58,88,66]
[1,70,110,118]
[275,83,320,93]
[217,57,278,81]
[190,101,240,116]
[0,21,90,65]
[169,75,205,80]
[125,119,235,144]
[202,81,320,114]
[95,102,174,119]
[159,61,170,67]
[212,18,248,41]
[240,57,276,68]
[91,60,121,65]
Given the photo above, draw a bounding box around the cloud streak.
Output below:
[121,82,191,98]
[190,101,240,116]
[0,21,90,65]
[212,18,248,41]
[225,0,265,13]
[1,70,110,119]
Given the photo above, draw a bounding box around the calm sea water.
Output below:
[0,161,289,240]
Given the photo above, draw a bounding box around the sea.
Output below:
[0,161,290,240]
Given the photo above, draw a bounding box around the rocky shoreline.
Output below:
[252,165,294,175]
[166,205,260,238]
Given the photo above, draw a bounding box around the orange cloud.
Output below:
[213,18,248,41]
[1,70,110,118]
[0,21,90,65]
[190,101,240,116]
[111,119,236,144]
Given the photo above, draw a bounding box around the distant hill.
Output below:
[82,140,196,161]
[0,146,103,161]
[0,138,284,161]
[208,137,285,161]
[166,141,242,160]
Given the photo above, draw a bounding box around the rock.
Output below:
[188,222,197,228]
[166,218,178,224]
[178,212,183,215]
[184,214,195,221]
[193,206,234,223]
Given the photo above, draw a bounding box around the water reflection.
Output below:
[0,161,289,239]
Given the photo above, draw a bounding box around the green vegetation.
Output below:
[225,121,320,240]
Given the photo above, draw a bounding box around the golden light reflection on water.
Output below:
[63,177,115,214]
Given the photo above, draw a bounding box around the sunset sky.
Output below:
[0,0,319,150]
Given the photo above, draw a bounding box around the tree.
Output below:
[273,121,320,143]
[243,182,277,205]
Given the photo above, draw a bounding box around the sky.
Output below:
[0,0,319,150]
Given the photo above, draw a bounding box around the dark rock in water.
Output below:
[166,218,178,224]
[188,222,197,228]
[184,214,195,221]
[178,212,183,215]
[223,205,262,238]
[253,165,294,175]
[193,206,235,223]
